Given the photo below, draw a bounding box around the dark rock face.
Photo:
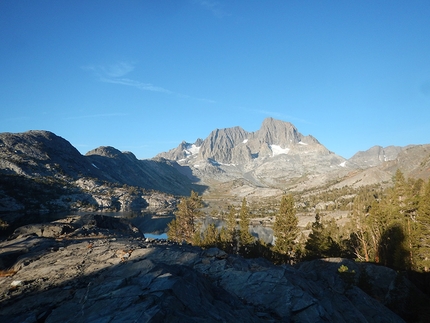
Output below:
[85,146,200,195]
[0,130,202,216]
[0,130,99,179]
[0,216,415,323]
[0,130,200,197]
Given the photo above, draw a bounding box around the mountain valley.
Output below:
[1,118,429,221]
[1,118,430,322]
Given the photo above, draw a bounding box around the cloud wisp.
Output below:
[100,77,173,94]
[84,61,215,103]
[102,62,135,78]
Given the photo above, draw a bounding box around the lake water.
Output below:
[3,211,273,243]
[144,233,168,239]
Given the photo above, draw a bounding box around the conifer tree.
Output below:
[166,218,180,242]
[304,213,325,258]
[305,213,340,259]
[349,190,373,262]
[373,171,413,269]
[220,205,238,252]
[238,197,254,246]
[167,190,203,243]
[393,169,408,213]
[273,194,298,256]
[392,170,415,269]
[415,179,430,271]
[201,223,219,248]
[367,199,389,263]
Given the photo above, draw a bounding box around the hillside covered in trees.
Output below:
[169,170,430,272]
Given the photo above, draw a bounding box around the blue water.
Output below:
[144,233,168,240]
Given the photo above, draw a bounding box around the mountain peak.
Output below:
[157,118,328,164]
[256,118,301,146]
[86,146,123,158]
[199,126,249,163]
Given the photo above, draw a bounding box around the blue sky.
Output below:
[1,1,429,159]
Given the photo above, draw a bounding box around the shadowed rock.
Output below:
[0,216,414,322]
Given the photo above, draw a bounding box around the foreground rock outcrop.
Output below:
[1,215,426,322]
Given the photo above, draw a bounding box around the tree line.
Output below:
[167,170,430,272]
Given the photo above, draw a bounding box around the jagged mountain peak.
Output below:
[157,118,330,164]
[156,138,203,161]
[255,117,302,146]
[199,126,249,163]
[154,118,350,191]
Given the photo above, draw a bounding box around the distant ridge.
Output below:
[156,117,430,197]
[1,118,429,212]
[158,117,328,165]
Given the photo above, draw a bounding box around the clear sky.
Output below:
[1,1,429,159]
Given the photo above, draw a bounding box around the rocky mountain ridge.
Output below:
[348,145,405,168]
[0,131,197,219]
[158,118,349,189]
[157,118,430,199]
[1,130,201,195]
[1,119,430,217]
[158,118,332,164]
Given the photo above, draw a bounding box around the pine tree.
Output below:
[305,213,340,259]
[226,205,238,241]
[220,205,238,253]
[415,179,430,271]
[376,171,412,269]
[304,213,325,258]
[348,190,373,261]
[238,198,254,247]
[166,218,180,242]
[272,195,298,256]
[167,190,203,243]
[392,170,415,269]
[368,199,389,263]
[201,223,219,248]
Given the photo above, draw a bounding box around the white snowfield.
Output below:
[270,144,290,157]
[185,144,200,155]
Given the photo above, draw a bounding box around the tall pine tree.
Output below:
[415,179,430,271]
[305,213,341,259]
[238,198,254,247]
[273,195,298,257]
[167,190,203,244]
[219,205,238,253]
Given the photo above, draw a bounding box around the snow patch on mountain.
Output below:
[185,144,200,156]
[270,145,290,157]
[298,142,308,145]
